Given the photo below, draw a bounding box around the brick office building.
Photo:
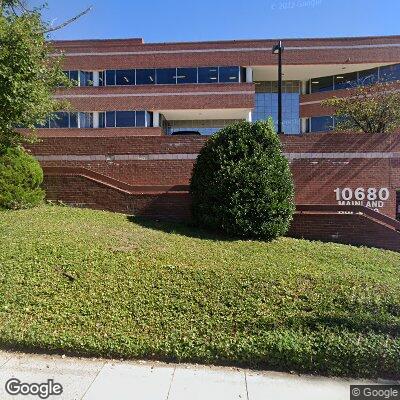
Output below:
[27,35,400,250]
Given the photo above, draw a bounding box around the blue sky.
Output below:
[35,0,400,42]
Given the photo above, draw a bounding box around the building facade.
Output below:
[26,35,400,250]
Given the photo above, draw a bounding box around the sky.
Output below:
[34,0,400,42]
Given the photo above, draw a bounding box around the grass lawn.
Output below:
[0,205,399,378]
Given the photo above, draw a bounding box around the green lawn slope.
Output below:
[0,205,399,378]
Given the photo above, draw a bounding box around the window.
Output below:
[104,111,152,127]
[136,69,155,85]
[358,68,379,86]
[85,66,242,86]
[47,112,89,128]
[99,112,105,128]
[380,64,400,82]
[219,67,240,83]
[310,116,334,132]
[79,112,93,128]
[198,67,219,83]
[176,68,197,84]
[116,111,136,127]
[49,112,69,128]
[106,111,116,127]
[70,113,79,128]
[106,70,116,86]
[135,111,146,127]
[253,81,301,134]
[116,69,135,85]
[334,72,357,90]
[156,68,176,84]
[146,112,153,127]
[310,76,334,93]
[80,71,93,87]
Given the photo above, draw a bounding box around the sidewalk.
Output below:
[0,350,397,400]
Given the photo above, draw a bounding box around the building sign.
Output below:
[334,187,390,212]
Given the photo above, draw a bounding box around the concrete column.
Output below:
[245,67,253,83]
[246,111,252,122]
[153,112,160,127]
[93,71,100,87]
[93,112,99,129]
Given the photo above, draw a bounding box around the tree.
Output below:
[190,120,295,240]
[321,81,400,133]
[0,1,91,150]
[0,1,89,209]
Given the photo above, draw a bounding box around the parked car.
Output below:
[171,130,201,136]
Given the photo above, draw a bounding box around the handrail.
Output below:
[296,204,400,232]
[43,167,400,232]
[43,166,189,195]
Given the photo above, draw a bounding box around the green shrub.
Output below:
[0,147,44,209]
[190,119,295,240]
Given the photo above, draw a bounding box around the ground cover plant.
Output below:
[0,205,399,378]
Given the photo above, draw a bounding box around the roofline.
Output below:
[51,34,400,47]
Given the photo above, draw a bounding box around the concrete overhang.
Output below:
[252,63,394,81]
[158,108,251,121]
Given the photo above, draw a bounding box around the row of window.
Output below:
[63,67,245,87]
[308,63,400,93]
[39,111,153,128]
[63,71,95,87]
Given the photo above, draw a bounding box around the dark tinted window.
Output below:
[106,70,116,86]
[79,112,93,128]
[116,111,136,127]
[198,67,218,83]
[380,64,400,82]
[136,69,155,85]
[176,68,197,84]
[80,71,93,86]
[156,68,176,84]
[310,116,334,132]
[116,69,135,85]
[135,111,146,127]
[106,111,116,127]
[99,112,105,128]
[358,68,379,85]
[146,111,153,127]
[219,67,240,83]
[70,113,78,128]
[334,72,357,90]
[69,70,79,86]
[240,67,246,83]
[310,76,333,93]
[49,112,69,128]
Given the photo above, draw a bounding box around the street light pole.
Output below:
[272,41,284,134]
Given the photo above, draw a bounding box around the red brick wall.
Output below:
[54,36,400,70]
[45,175,191,220]
[288,212,400,252]
[55,83,255,112]
[28,132,400,220]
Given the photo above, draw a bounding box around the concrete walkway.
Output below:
[0,350,397,400]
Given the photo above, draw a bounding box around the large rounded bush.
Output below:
[0,147,44,209]
[190,120,295,240]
